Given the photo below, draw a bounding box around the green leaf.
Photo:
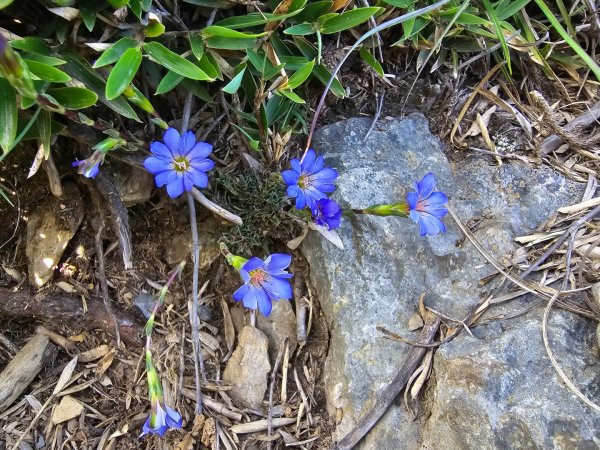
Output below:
[141,0,151,10]
[222,66,246,94]
[189,34,205,61]
[481,0,511,73]
[496,0,530,21]
[197,54,220,79]
[279,89,305,104]
[93,37,139,68]
[62,52,140,121]
[292,1,332,22]
[129,0,141,17]
[108,0,129,7]
[534,0,600,81]
[313,64,345,97]
[0,0,15,9]
[204,36,257,50]
[183,0,233,6]
[320,7,382,34]
[202,26,266,39]
[106,47,142,100]
[359,47,384,76]
[286,59,314,89]
[0,79,17,153]
[47,87,98,109]
[143,42,210,80]
[17,53,66,66]
[38,110,52,159]
[9,37,51,55]
[382,0,414,7]
[156,70,184,94]
[181,79,213,103]
[284,23,315,36]
[24,60,71,83]
[215,11,301,29]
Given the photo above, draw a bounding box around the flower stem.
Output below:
[187,191,204,414]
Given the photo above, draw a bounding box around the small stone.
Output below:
[26,183,84,287]
[256,300,298,361]
[133,293,155,319]
[230,305,246,333]
[113,164,154,206]
[198,304,212,322]
[51,396,83,424]
[164,234,192,266]
[223,326,270,409]
[407,313,424,331]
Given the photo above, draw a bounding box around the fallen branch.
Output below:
[0,288,143,346]
[0,334,55,412]
[334,316,441,450]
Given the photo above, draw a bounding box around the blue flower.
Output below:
[282,149,338,210]
[233,254,293,317]
[72,158,100,178]
[144,128,215,198]
[312,198,342,230]
[407,173,448,236]
[140,401,182,437]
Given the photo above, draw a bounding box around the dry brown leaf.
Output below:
[95,349,115,378]
[221,299,236,352]
[78,345,110,363]
[52,356,78,395]
[201,417,216,447]
[332,0,351,11]
[51,395,83,424]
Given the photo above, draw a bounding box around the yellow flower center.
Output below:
[249,269,266,285]
[173,156,190,173]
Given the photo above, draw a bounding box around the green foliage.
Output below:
[215,171,302,255]
[0,0,596,173]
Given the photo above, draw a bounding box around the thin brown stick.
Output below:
[267,338,287,450]
[334,317,441,450]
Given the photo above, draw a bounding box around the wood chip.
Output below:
[230,418,296,434]
[51,396,83,424]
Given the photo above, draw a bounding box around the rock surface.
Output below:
[223,325,270,409]
[302,115,600,449]
[26,183,84,287]
[256,300,298,361]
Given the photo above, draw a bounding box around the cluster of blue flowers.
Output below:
[70,126,449,439]
[281,149,342,230]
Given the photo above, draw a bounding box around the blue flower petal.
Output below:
[281,169,299,185]
[311,167,338,183]
[233,283,250,301]
[294,189,306,209]
[155,170,177,187]
[426,191,448,207]
[166,177,185,198]
[407,191,418,210]
[163,128,180,154]
[409,209,420,224]
[416,173,436,199]
[183,175,194,192]
[263,275,292,300]
[150,141,173,159]
[242,286,261,310]
[239,269,251,283]
[301,149,316,173]
[256,288,272,316]
[189,142,213,160]
[290,158,302,173]
[312,154,325,173]
[187,168,209,188]
[165,406,182,428]
[181,131,196,155]
[144,156,171,174]
[243,257,264,272]
[265,253,292,271]
[190,159,214,173]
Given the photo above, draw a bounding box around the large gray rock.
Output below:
[302,115,599,449]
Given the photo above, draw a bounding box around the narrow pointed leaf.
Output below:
[320,7,381,34]
[143,42,210,80]
[93,37,139,68]
[47,87,98,109]
[24,60,71,83]
[222,67,246,94]
[106,47,142,100]
[0,79,17,153]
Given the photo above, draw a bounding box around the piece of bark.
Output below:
[0,334,55,412]
[540,101,600,155]
[0,288,143,346]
